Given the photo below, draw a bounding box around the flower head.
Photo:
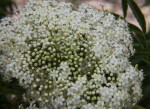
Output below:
[0,0,143,109]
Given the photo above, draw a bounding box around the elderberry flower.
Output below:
[0,0,143,109]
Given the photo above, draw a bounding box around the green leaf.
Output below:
[127,0,146,33]
[128,23,146,42]
[134,105,146,109]
[135,48,150,56]
[128,23,146,48]
[122,0,128,18]
[128,23,144,35]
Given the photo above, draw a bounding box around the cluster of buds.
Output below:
[0,0,143,109]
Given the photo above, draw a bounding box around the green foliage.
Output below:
[121,0,128,18]
[0,0,17,19]
[128,0,146,33]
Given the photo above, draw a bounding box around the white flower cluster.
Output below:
[0,0,143,109]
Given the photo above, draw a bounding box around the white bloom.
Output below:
[0,0,143,109]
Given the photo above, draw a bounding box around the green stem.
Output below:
[142,59,150,66]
